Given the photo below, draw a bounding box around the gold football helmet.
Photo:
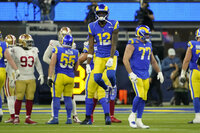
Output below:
[58,27,71,43]
[18,34,33,48]
[5,34,16,47]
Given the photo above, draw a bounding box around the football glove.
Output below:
[47,77,54,88]
[106,58,113,68]
[179,70,186,84]
[71,42,76,49]
[9,79,15,88]
[38,75,44,85]
[157,72,164,84]
[86,64,91,74]
[129,72,138,83]
[15,69,20,79]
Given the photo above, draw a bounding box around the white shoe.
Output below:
[188,118,200,124]
[136,119,150,129]
[73,115,82,123]
[128,112,137,128]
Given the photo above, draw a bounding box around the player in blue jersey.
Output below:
[180,28,200,124]
[46,35,79,124]
[123,25,164,129]
[86,4,119,96]
[0,40,20,122]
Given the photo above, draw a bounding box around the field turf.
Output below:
[0,104,200,133]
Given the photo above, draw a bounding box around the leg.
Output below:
[0,68,6,122]
[72,96,81,123]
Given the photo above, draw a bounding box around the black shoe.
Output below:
[188,120,194,124]
[80,119,92,125]
[0,115,2,122]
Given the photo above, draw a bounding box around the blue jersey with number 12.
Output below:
[52,46,79,78]
[0,41,8,68]
[88,20,119,57]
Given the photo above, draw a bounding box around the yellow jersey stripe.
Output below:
[114,21,119,30]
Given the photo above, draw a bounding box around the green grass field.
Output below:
[0,105,200,133]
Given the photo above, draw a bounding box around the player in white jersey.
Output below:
[11,34,44,124]
[43,27,81,123]
[4,34,17,123]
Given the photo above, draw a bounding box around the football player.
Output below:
[85,4,119,124]
[46,35,79,124]
[79,39,121,125]
[11,34,44,124]
[0,33,19,123]
[123,25,164,129]
[43,27,81,123]
[4,34,17,123]
[180,28,200,124]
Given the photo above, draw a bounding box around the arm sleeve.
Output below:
[43,45,53,64]
[35,56,44,76]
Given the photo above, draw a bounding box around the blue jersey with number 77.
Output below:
[88,20,119,58]
[52,46,79,78]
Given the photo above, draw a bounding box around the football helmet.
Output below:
[18,34,34,49]
[5,34,16,47]
[58,27,71,43]
[95,4,109,21]
[135,25,151,42]
[195,28,200,40]
[62,35,73,48]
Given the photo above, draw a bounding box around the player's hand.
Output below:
[129,72,138,83]
[157,72,164,84]
[38,75,44,85]
[179,69,186,85]
[86,64,91,74]
[106,58,113,67]
[47,77,54,88]
[15,69,20,79]
[71,42,76,49]
[9,80,15,88]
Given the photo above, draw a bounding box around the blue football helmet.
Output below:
[62,35,73,47]
[135,25,151,41]
[95,4,109,21]
[195,28,200,40]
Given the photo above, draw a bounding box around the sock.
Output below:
[94,73,107,90]
[53,97,60,118]
[11,114,15,119]
[64,96,72,119]
[85,98,94,116]
[137,99,145,118]
[7,96,15,115]
[99,98,109,114]
[51,100,54,117]
[26,100,33,117]
[110,100,115,116]
[193,98,200,113]
[132,96,141,113]
[0,95,2,115]
[72,98,77,116]
[106,70,116,87]
[92,98,98,115]
[15,100,22,117]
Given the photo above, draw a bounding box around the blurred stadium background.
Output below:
[0,0,199,105]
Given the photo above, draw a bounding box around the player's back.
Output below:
[54,46,79,78]
[129,38,152,79]
[11,46,39,80]
[0,41,8,68]
[88,20,119,57]
[188,40,200,70]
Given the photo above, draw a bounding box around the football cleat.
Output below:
[25,117,37,125]
[111,116,122,123]
[188,119,200,124]
[13,117,20,124]
[65,118,72,124]
[128,113,137,128]
[136,119,149,129]
[105,116,111,125]
[46,117,58,124]
[0,115,2,122]
[110,86,117,101]
[73,115,81,123]
[5,118,14,123]
[80,119,92,125]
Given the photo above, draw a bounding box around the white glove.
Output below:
[106,58,113,68]
[15,69,20,79]
[71,42,76,49]
[9,80,15,88]
[38,75,44,85]
[129,72,138,83]
[157,72,164,84]
[86,64,91,74]
[179,70,186,85]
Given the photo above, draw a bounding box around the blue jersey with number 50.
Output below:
[128,38,152,79]
[88,20,119,57]
[52,46,79,78]
[0,41,8,68]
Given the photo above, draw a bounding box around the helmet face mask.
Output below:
[62,35,73,48]
[135,25,151,42]
[95,4,109,21]
[19,34,34,49]
[195,28,200,40]
[5,34,16,47]
[58,27,71,43]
